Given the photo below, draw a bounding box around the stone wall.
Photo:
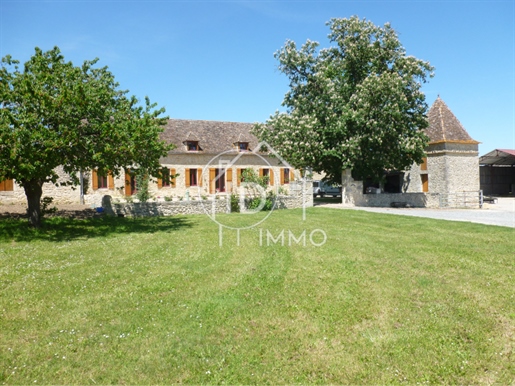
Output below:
[342,169,449,208]
[105,181,313,217]
[0,153,303,207]
[423,143,479,194]
[0,166,80,205]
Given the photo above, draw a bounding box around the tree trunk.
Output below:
[23,180,44,228]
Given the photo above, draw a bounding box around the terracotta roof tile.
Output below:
[426,97,479,144]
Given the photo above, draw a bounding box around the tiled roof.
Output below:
[426,97,479,144]
[161,119,259,154]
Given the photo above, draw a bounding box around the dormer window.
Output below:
[187,141,199,151]
[238,142,249,152]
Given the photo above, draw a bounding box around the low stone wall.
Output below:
[110,199,228,217]
[104,187,313,217]
[360,192,440,208]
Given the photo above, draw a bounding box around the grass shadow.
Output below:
[0,215,194,243]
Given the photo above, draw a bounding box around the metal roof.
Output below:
[479,149,515,166]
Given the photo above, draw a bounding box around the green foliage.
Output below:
[135,171,150,202]
[40,196,57,216]
[248,191,276,211]
[253,16,433,183]
[230,191,276,213]
[230,169,275,212]
[241,168,269,190]
[230,193,240,213]
[0,46,173,226]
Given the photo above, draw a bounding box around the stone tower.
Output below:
[422,97,480,194]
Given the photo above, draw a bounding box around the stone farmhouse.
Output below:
[0,97,481,209]
[0,119,300,206]
[341,97,481,207]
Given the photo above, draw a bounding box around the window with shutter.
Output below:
[98,174,108,189]
[281,168,290,184]
[186,168,203,187]
[92,170,113,190]
[261,168,272,185]
[159,168,171,188]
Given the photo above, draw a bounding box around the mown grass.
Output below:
[0,208,514,384]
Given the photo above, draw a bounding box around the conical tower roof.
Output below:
[426,97,479,144]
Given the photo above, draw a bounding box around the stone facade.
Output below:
[0,166,81,205]
[341,97,481,208]
[341,169,440,208]
[105,181,313,217]
[0,119,304,209]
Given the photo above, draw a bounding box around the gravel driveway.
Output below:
[318,197,515,228]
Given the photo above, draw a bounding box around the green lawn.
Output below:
[1,208,514,384]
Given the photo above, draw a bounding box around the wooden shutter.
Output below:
[421,174,429,193]
[290,169,295,182]
[421,157,428,171]
[280,168,285,185]
[157,168,165,189]
[269,169,274,186]
[170,168,176,188]
[198,168,203,187]
[226,168,233,191]
[209,168,216,194]
[0,179,13,191]
[92,170,98,190]
[259,169,264,177]
[185,168,190,187]
[108,172,114,190]
[124,169,132,196]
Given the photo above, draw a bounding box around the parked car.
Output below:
[313,180,326,197]
[321,181,342,197]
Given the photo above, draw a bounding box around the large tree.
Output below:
[0,47,172,227]
[253,16,434,184]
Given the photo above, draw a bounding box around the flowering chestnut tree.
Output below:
[253,17,434,183]
[0,47,172,227]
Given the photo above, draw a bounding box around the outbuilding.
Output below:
[479,149,515,196]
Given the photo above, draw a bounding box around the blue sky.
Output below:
[1,0,513,155]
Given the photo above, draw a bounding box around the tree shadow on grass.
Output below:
[0,214,194,243]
